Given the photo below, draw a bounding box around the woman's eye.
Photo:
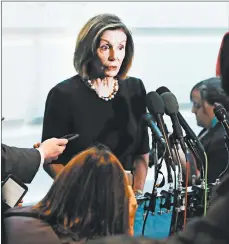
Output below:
[100,45,109,51]
[119,45,125,50]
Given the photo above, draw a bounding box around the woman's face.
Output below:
[96,29,127,78]
[191,89,213,128]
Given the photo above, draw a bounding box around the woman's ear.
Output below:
[203,101,215,117]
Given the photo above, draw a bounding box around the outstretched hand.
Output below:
[34,138,68,162]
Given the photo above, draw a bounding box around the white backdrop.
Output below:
[2,2,229,203]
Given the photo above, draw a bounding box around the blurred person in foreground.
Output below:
[4,144,137,244]
[86,33,229,244]
[41,14,149,197]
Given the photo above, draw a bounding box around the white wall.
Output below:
[2,1,229,135]
[2,2,229,28]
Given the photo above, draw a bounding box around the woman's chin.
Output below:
[104,70,119,77]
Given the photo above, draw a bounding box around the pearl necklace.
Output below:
[88,79,119,101]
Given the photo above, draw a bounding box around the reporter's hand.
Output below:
[39,138,68,162]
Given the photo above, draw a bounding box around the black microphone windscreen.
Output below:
[156,86,171,95]
[161,92,179,115]
[146,91,164,115]
[213,102,227,121]
[214,102,225,110]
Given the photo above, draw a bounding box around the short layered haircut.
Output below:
[73,14,134,80]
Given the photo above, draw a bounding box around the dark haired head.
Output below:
[33,144,130,240]
[73,13,134,80]
[190,77,229,111]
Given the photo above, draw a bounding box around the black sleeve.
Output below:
[206,139,228,183]
[1,144,40,183]
[41,85,73,164]
[135,79,150,155]
[42,85,71,141]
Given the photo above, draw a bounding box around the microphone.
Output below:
[213,103,229,138]
[146,91,175,183]
[156,86,205,180]
[156,86,205,152]
[143,113,166,147]
[213,103,229,179]
[160,92,187,154]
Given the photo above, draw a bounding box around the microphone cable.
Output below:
[182,150,208,227]
[183,156,190,229]
[203,152,208,216]
[141,148,166,236]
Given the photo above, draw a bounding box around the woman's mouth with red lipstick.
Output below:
[105,65,118,71]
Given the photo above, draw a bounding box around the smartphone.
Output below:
[61,133,79,142]
[2,174,28,209]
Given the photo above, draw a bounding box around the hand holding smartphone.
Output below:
[61,133,79,142]
[2,174,28,210]
[33,134,79,149]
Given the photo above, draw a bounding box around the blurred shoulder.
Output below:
[4,206,36,217]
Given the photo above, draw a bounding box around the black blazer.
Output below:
[198,123,228,183]
[1,144,41,184]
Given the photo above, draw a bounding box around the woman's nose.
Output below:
[191,106,196,114]
[108,48,117,61]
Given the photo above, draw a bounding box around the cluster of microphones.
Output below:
[143,86,229,183]
[144,86,205,183]
[141,86,229,235]
[142,86,229,235]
